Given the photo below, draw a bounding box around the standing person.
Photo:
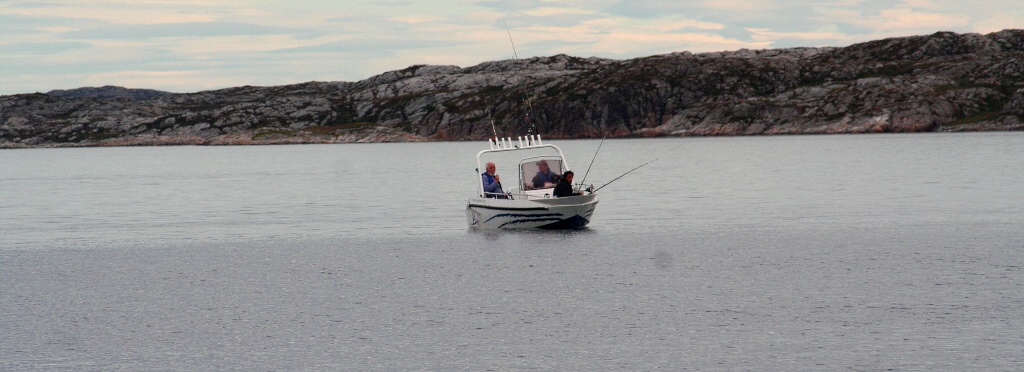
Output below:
[553,170,581,197]
[482,162,504,197]
[530,160,557,189]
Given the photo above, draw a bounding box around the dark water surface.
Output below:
[2,133,1022,370]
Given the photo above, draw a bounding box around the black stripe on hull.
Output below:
[537,215,590,230]
[467,204,548,211]
[498,217,564,229]
[485,213,562,224]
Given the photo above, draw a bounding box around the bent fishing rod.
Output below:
[591,159,658,193]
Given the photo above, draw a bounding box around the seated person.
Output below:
[530,160,558,189]
[553,170,582,197]
[481,162,505,198]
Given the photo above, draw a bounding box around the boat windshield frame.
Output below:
[518,155,565,191]
[475,142,570,197]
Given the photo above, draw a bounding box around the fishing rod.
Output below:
[503,21,538,136]
[504,21,521,70]
[592,159,657,193]
[485,98,498,142]
[483,103,502,196]
[576,135,605,193]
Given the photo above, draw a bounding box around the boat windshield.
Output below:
[521,158,564,190]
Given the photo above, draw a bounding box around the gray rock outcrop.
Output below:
[2,30,1022,148]
[46,86,171,100]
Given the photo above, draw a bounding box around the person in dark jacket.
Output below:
[553,170,581,197]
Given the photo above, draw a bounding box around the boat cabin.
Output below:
[475,135,572,200]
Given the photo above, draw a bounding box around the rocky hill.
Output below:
[46,86,171,100]
[2,30,1023,148]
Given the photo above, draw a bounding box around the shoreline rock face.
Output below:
[2,30,1023,148]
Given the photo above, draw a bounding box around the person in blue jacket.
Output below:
[482,162,504,197]
[530,160,558,189]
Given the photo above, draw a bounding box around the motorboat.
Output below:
[466,135,598,229]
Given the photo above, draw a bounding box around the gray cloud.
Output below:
[475,0,551,12]
[602,0,703,20]
[63,22,310,40]
[0,13,101,35]
[2,41,92,55]
[269,38,464,55]
[716,27,754,42]
[4,1,67,9]
[496,12,606,30]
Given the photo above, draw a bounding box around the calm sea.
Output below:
[2,133,1022,370]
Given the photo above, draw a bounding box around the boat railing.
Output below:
[489,134,543,150]
[483,186,598,200]
[483,193,512,199]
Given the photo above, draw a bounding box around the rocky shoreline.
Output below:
[0,126,429,149]
[2,30,1023,149]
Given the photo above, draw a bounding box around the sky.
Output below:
[1,0,1020,95]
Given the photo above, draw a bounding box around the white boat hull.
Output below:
[466,194,598,229]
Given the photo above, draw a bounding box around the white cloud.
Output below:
[972,14,1023,34]
[522,6,595,17]
[855,7,969,32]
[747,28,857,43]
[699,0,780,12]
[901,0,936,9]
[387,15,445,24]
[659,19,725,32]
